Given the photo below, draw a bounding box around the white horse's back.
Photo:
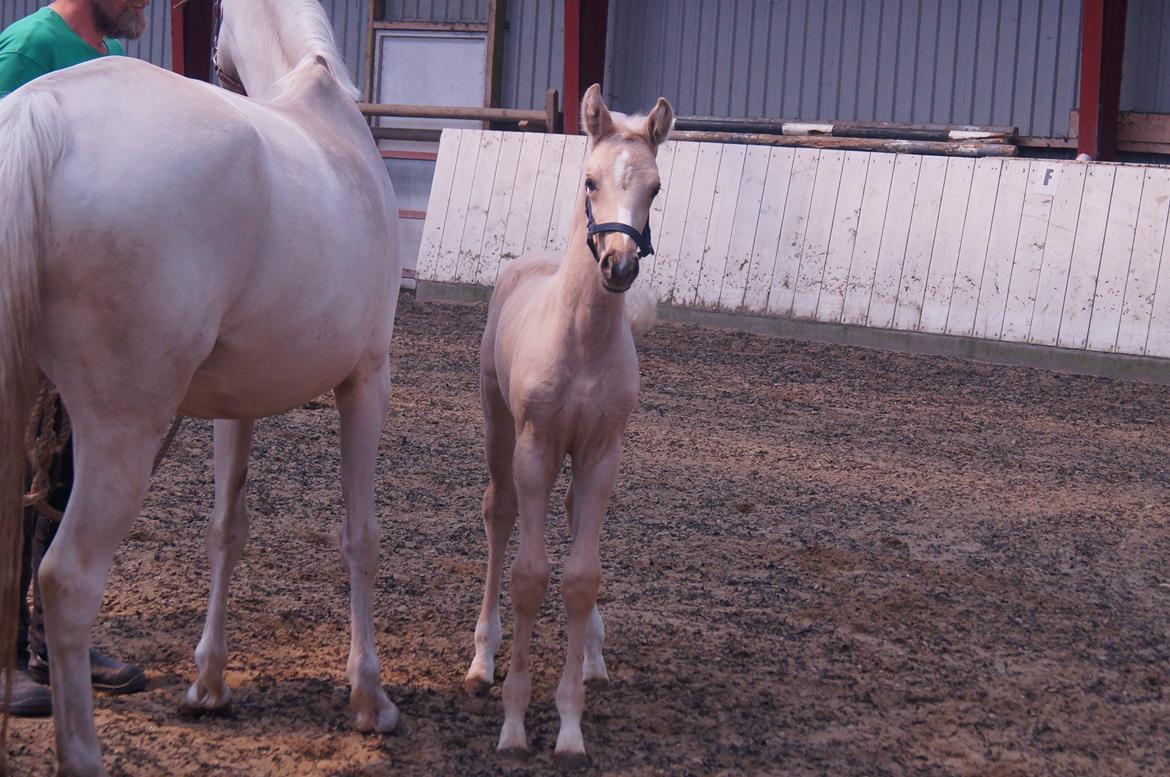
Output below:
[22,55,399,418]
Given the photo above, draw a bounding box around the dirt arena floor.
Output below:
[9,291,1170,776]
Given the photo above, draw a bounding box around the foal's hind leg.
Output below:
[335,357,398,733]
[566,479,609,688]
[555,445,621,765]
[465,379,517,695]
[184,419,255,714]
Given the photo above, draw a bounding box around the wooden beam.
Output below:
[563,0,609,135]
[484,0,507,109]
[1077,0,1128,161]
[170,0,214,81]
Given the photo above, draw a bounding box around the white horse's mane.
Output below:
[255,0,361,100]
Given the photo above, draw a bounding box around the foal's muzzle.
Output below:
[600,251,639,292]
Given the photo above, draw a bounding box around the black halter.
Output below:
[211,0,248,96]
[584,194,655,263]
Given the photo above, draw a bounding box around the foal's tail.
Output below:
[624,281,659,340]
[0,89,62,747]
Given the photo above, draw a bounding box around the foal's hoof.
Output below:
[553,749,590,770]
[463,674,493,696]
[497,746,530,762]
[584,675,610,692]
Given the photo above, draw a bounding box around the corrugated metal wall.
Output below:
[608,0,1083,139]
[500,0,562,110]
[1122,0,1170,114]
[383,0,489,22]
[321,0,369,89]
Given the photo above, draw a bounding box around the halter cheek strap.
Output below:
[211,0,248,96]
[584,195,655,262]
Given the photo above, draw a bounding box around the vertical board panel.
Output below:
[1056,166,1116,349]
[945,158,1003,337]
[696,144,747,307]
[816,151,869,322]
[893,156,948,331]
[647,142,699,296]
[434,130,482,281]
[1117,168,1170,353]
[522,134,567,253]
[718,145,771,309]
[669,143,724,304]
[499,133,547,264]
[973,159,1029,340]
[1028,164,1087,346]
[749,147,803,313]
[545,135,588,252]
[1001,164,1057,340]
[790,150,847,319]
[453,130,502,283]
[417,129,462,280]
[841,153,896,325]
[753,148,806,315]
[475,131,525,285]
[919,157,975,334]
[868,154,921,329]
[1086,166,1144,351]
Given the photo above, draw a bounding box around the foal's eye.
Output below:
[585,177,596,192]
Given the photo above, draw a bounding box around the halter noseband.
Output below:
[584,194,655,264]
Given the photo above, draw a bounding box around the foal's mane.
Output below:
[260,0,360,100]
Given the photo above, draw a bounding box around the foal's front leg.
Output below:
[498,431,559,755]
[554,445,621,765]
[335,358,398,733]
[566,478,609,688]
[184,419,254,714]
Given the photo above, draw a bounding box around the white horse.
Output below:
[463,84,672,765]
[0,1,400,774]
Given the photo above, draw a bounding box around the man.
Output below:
[0,0,150,717]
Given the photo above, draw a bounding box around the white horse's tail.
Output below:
[0,89,61,741]
[624,281,659,340]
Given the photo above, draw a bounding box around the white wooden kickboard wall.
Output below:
[418,129,1170,359]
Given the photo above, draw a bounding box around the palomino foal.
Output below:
[464,84,673,764]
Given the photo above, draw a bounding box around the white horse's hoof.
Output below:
[178,683,233,719]
[497,721,528,754]
[583,657,609,689]
[463,671,493,696]
[353,690,399,734]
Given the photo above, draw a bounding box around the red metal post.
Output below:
[563,0,609,135]
[1077,0,1128,161]
[170,0,214,81]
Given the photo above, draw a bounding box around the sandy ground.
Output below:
[8,292,1170,776]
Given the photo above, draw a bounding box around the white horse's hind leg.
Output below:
[554,447,620,766]
[184,419,255,714]
[566,479,609,688]
[39,411,172,777]
[335,358,398,734]
[498,432,557,755]
[465,380,517,695]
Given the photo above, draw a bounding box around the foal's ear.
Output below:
[645,97,674,150]
[581,83,614,142]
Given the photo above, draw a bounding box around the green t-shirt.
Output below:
[0,7,125,98]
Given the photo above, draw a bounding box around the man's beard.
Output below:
[92,1,146,40]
